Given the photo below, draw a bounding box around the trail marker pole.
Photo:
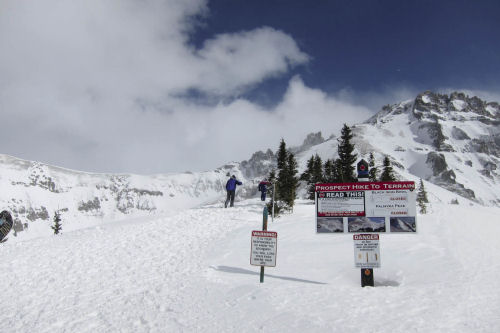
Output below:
[250,207,277,284]
[260,206,268,283]
[357,159,374,287]
[272,183,275,223]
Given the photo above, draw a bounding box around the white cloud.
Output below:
[0,0,398,173]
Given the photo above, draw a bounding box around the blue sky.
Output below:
[193,0,500,106]
[0,0,499,173]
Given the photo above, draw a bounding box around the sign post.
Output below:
[354,234,379,286]
[314,160,416,288]
[357,159,374,287]
[250,207,278,283]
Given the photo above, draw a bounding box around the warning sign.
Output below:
[250,231,278,267]
[353,234,380,268]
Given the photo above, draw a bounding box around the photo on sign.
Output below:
[317,217,344,233]
[348,216,385,233]
[390,216,416,232]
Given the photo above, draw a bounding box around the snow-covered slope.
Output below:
[2,91,500,331]
[1,196,499,332]
[2,91,500,240]
[0,155,247,240]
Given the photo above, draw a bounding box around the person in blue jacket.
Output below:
[258,179,271,201]
[225,175,242,208]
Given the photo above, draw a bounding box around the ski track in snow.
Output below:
[1,199,500,332]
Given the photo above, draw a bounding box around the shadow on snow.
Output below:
[210,265,328,285]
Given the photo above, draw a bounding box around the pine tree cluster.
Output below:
[268,124,404,216]
[300,124,359,199]
[299,124,400,201]
[267,139,299,215]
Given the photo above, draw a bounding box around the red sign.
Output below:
[315,181,415,192]
[353,234,379,240]
[252,231,277,238]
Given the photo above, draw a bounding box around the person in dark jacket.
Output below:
[0,210,13,242]
[225,175,242,208]
[258,179,271,201]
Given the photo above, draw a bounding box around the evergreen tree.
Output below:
[337,124,357,182]
[300,155,315,182]
[333,158,343,182]
[266,169,279,215]
[272,139,299,214]
[311,154,323,183]
[284,153,299,209]
[277,138,288,170]
[379,156,397,181]
[51,211,62,235]
[417,178,429,214]
[276,148,289,204]
[368,152,378,182]
[323,159,335,183]
[307,154,324,200]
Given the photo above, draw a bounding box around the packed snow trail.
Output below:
[1,199,500,332]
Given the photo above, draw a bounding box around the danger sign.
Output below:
[353,234,380,268]
[250,231,277,267]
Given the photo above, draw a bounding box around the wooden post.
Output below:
[361,268,374,287]
[260,206,269,283]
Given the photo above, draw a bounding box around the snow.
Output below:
[452,99,466,111]
[2,196,500,332]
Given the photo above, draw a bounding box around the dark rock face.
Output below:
[414,91,500,118]
[466,135,500,158]
[426,152,448,176]
[240,149,275,179]
[300,132,325,149]
[425,152,476,200]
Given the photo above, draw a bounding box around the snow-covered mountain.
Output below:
[2,91,500,240]
[348,217,386,232]
[358,91,500,205]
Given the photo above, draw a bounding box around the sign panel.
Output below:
[365,189,416,217]
[250,231,277,267]
[315,181,416,233]
[353,234,380,268]
[317,191,365,217]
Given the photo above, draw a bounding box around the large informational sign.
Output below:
[316,181,417,233]
[353,234,380,268]
[250,231,278,267]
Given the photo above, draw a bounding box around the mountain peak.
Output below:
[413,91,500,119]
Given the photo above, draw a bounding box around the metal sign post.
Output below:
[250,207,278,284]
[261,207,268,282]
[272,183,275,223]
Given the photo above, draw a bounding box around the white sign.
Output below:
[250,231,278,267]
[365,189,416,217]
[353,234,380,268]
